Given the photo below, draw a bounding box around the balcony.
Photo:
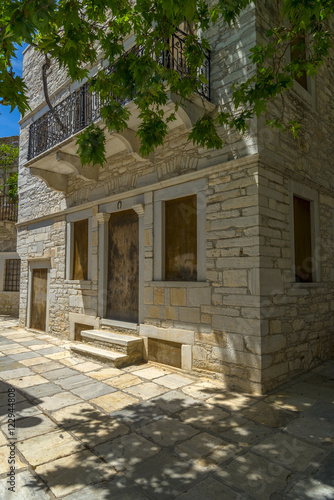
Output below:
[28,29,211,162]
[0,194,18,222]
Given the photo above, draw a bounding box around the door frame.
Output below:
[27,260,51,332]
[97,195,145,326]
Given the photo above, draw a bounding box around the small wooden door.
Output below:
[30,269,48,332]
[107,210,139,323]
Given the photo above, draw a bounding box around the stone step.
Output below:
[70,344,134,368]
[81,330,143,356]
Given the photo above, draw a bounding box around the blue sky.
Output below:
[0,45,25,138]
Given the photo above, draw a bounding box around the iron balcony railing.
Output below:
[0,194,18,222]
[28,29,210,160]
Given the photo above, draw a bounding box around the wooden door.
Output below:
[30,269,48,332]
[107,210,139,323]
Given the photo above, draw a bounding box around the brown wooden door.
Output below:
[30,269,48,332]
[107,210,139,323]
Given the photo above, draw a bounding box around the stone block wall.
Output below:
[0,292,19,316]
[258,161,334,392]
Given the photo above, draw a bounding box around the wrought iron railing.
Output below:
[0,194,18,222]
[28,29,210,160]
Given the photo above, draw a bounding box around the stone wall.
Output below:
[0,292,19,316]
[0,223,16,252]
[254,2,334,391]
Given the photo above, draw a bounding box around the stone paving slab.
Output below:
[104,373,142,389]
[37,391,83,411]
[283,476,334,500]
[8,352,40,360]
[0,470,50,500]
[151,390,200,413]
[252,432,326,472]
[20,356,53,367]
[132,366,171,379]
[124,381,169,400]
[179,402,229,428]
[211,415,276,447]
[56,373,95,391]
[91,391,139,412]
[154,373,195,389]
[20,381,64,400]
[125,451,205,499]
[0,367,33,380]
[35,449,112,497]
[0,320,332,500]
[71,381,117,399]
[141,416,199,446]
[62,476,149,500]
[0,470,51,500]
[175,432,240,467]
[2,413,58,441]
[73,361,104,372]
[30,360,66,373]
[17,429,85,466]
[241,400,298,428]
[0,446,27,474]
[176,476,246,500]
[6,374,49,389]
[51,402,101,427]
[69,415,129,446]
[94,432,161,470]
[109,401,167,428]
[41,367,80,381]
[215,451,293,500]
[0,390,26,408]
[0,430,8,446]
[86,367,122,380]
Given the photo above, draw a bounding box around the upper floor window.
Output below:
[290,34,308,91]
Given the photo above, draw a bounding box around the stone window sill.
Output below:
[291,282,324,287]
[150,281,209,288]
[64,280,92,285]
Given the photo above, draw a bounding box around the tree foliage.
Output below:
[1,0,334,166]
[0,143,19,199]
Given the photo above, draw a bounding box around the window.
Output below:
[4,259,20,291]
[72,219,88,280]
[153,179,206,282]
[291,34,308,90]
[293,195,313,282]
[165,195,197,281]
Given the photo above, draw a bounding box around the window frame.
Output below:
[0,252,20,293]
[153,179,206,282]
[289,181,320,284]
[3,258,21,292]
[66,209,92,281]
[287,33,316,108]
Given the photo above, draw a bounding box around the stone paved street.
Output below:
[0,317,333,499]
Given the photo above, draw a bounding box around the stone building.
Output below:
[17,3,334,393]
[0,135,20,316]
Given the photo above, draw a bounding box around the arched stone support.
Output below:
[30,167,68,193]
[113,129,154,163]
[56,151,99,181]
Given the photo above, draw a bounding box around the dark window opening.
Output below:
[165,195,197,281]
[4,259,20,291]
[72,219,88,280]
[293,195,313,282]
[291,35,308,90]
